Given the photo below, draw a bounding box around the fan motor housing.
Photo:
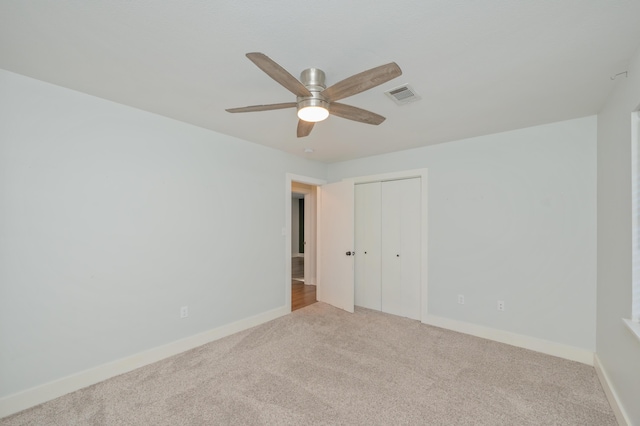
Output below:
[297,96,329,110]
[297,68,329,114]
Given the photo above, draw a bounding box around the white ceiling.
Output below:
[1,1,639,163]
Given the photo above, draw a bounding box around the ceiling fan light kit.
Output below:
[297,103,329,122]
[226,52,402,137]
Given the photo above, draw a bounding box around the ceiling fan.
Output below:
[225,52,402,137]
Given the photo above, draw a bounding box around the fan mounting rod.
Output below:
[300,68,326,91]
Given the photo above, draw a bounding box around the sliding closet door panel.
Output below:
[381,180,403,317]
[400,178,422,320]
[354,177,422,320]
[381,178,421,319]
[355,182,381,310]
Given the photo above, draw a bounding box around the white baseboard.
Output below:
[0,306,289,419]
[594,354,631,426]
[422,314,594,365]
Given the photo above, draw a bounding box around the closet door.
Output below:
[381,178,421,320]
[354,182,381,310]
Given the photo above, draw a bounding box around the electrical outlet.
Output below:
[180,306,189,318]
[458,295,465,305]
[497,300,505,311]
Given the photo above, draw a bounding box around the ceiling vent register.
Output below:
[385,84,421,105]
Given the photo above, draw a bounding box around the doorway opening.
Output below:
[291,182,317,311]
[286,174,326,312]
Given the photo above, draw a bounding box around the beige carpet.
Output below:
[1,303,616,425]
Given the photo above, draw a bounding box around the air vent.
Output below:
[384,84,421,105]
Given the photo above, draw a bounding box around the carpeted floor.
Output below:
[1,303,616,425]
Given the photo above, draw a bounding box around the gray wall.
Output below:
[596,44,640,422]
[0,70,327,397]
[329,116,597,351]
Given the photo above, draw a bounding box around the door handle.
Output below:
[346,251,352,256]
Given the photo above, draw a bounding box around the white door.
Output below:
[318,181,355,313]
[381,178,421,320]
[381,180,403,316]
[399,178,422,320]
[355,182,382,310]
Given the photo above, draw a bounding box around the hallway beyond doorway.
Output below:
[292,255,316,310]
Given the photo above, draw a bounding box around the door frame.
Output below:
[285,173,327,313]
[347,168,429,321]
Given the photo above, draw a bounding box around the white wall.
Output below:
[0,69,327,398]
[329,116,597,351]
[597,43,640,423]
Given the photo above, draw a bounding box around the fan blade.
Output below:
[246,52,312,98]
[297,120,315,137]
[226,102,297,113]
[321,62,402,102]
[329,102,386,125]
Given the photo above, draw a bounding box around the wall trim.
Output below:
[422,314,594,365]
[0,306,289,419]
[623,318,640,343]
[594,354,631,426]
